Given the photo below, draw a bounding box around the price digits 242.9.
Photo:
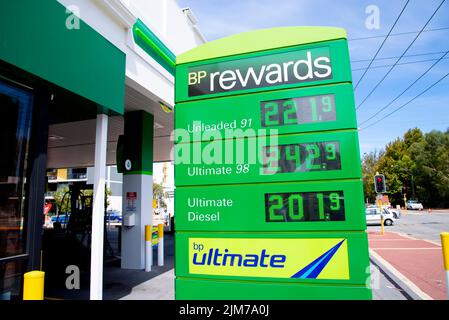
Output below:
[263,141,341,174]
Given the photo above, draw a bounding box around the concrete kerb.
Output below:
[369,249,433,300]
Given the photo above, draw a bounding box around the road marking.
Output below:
[369,249,433,300]
[394,232,441,246]
[422,239,442,246]
[396,232,419,240]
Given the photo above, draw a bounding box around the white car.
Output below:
[366,207,396,226]
[406,200,423,210]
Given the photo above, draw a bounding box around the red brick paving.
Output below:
[368,231,447,300]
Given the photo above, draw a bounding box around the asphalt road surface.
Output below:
[367,210,449,243]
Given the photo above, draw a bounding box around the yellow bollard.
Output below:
[441,232,449,299]
[158,223,164,239]
[145,225,152,272]
[377,199,384,236]
[158,223,164,266]
[23,271,45,300]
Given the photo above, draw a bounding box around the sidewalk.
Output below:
[119,269,174,300]
[368,231,447,300]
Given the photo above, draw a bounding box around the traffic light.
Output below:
[374,174,386,193]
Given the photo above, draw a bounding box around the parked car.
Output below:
[365,207,396,226]
[106,210,122,222]
[406,200,423,210]
[366,204,401,219]
[387,208,401,219]
[50,213,70,226]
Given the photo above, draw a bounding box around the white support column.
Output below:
[90,113,108,300]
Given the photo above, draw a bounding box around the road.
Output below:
[367,210,449,243]
[368,210,449,300]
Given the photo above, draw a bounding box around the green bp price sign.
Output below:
[175,83,357,140]
[175,130,362,186]
[174,26,372,300]
[174,179,366,232]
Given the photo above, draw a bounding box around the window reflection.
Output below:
[0,80,33,259]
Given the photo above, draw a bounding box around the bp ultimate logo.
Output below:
[187,46,332,97]
[188,237,349,280]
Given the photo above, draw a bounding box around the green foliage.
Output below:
[52,186,112,214]
[361,150,381,203]
[53,186,70,213]
[362,128,449,207]
[153,182,167,208]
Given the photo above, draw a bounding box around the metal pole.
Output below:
[403,194,407,214]
[90,113,108,300]
[377,196,384,236]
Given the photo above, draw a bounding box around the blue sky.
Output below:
[177,0,449,155]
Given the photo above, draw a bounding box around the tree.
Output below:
[361,150,381,203]
[362,127,449,208]
[153,182,167,208]
[409,130,449,207]
[52,186,112,214]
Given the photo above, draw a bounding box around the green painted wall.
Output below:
[0,0,126,114]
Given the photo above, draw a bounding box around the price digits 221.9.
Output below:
[261,94,336,127]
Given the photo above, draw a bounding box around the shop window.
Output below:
[0,79,33,299]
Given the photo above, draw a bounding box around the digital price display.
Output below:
[265,191,345,222]
[261,94,336,127]
[174,83,357,142]
[263,141,340,174]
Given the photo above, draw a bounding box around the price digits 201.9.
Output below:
[265,191,345,222]
[263,141,341,174]
[261,94,336,127]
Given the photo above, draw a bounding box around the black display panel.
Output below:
[265,191,345,222]
[261,94,336,127]
[187,46,332,97]
[263,141,341,174]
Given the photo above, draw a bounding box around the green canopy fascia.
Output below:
[0,0,126,114]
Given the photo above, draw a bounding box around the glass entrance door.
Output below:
[0,78,34,300]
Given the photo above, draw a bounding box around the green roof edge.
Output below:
[176,26,347,64]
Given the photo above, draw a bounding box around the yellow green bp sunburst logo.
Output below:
[188,238,349,280]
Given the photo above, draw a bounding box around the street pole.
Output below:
[411,175,415,200]
[377,195,384,236]
[403,193,407,214]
